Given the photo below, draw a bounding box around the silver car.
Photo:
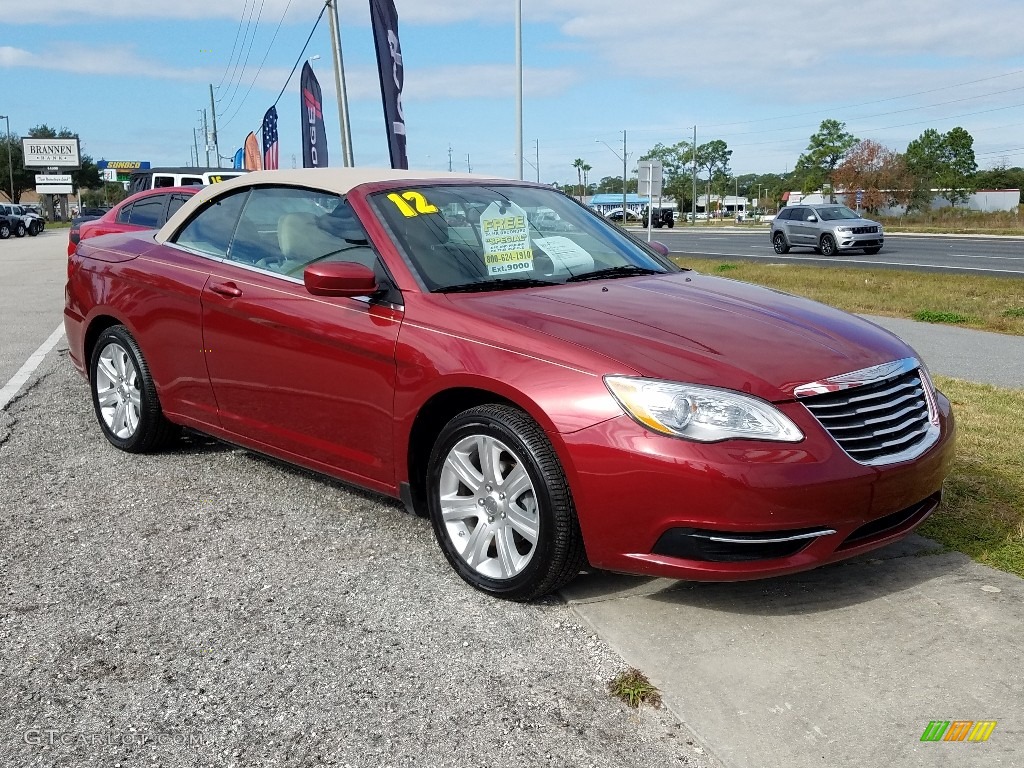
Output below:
[770,204,883,256]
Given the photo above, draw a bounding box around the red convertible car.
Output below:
[64,169,955,600]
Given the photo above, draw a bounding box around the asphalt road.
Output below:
[634,226,1024,277]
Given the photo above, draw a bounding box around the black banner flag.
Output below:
[300,62,328,168]
[369,0,408,169]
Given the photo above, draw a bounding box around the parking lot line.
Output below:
[0,323,65,410]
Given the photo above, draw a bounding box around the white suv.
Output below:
[770,204,883,256]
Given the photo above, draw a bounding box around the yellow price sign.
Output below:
[387,190,439,217]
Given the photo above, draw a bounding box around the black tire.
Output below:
[14,222,26,237]
[667,220,674,228]
[0,222,9,239]
[28,221,40,236]
[863,246,881,255]
[772,231,790,254]
[426,404,586,601]
[819,234,837,257]
[89,325,179,453]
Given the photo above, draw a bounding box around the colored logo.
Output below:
[920,721,996,742]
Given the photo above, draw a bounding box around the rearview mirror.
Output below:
[304,261,379,298]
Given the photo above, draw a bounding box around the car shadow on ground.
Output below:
[561,534,963,615]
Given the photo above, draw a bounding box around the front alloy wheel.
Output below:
[427,404,585,600]
[819,234,837,256]
[0,222,9,239]
[772,231,790,254]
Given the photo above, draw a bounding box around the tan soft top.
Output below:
[154,167,505,243]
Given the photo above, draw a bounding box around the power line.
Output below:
[218,0,267,114]
[273,1,329,108]
[214,0,252,93]
[220,0,296,129]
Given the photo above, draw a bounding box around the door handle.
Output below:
[209,282,242,298]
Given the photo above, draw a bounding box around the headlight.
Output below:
[836,226,853,232]
[604,376,804,443]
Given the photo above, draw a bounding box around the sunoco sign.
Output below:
[22,138,82,169]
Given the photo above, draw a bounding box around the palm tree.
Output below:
[572,158,585,199]
[582,163,592,198]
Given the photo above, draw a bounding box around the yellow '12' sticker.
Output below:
[387,191,440,217]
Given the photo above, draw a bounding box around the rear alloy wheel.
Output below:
[0,222,9,239]
[863,246,881,255]
[819,234,837,256]
[427,404,585,601]
[14,222,26,237]
[772,231,790,254]
[89,325,179,453]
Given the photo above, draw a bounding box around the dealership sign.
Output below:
[22,138,82,169]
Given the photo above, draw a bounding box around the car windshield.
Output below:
[370,184,675,291]
[816,206,860,221]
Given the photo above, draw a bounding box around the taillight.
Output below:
[69,226,80,245]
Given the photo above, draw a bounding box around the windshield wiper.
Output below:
[564,265,663,283]
[435,278,558,293]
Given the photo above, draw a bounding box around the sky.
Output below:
[4,0,1024,187]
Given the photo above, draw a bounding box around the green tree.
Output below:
[640,141,695,211]
[572,158,585,198]
[937,126,977,206]
[905,126,978,208]
[0,136,36,202]
[693,140,731,212]
[796,119,858,201]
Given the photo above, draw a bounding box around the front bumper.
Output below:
[559,391,955,581]
[836,232,884,250]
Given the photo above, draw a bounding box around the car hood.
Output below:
[446,272,914,402]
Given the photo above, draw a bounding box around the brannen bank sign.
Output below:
[22,138,82,169]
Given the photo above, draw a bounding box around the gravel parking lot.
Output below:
[0,349,711,768]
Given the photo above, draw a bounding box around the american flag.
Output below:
[262,105,279,170]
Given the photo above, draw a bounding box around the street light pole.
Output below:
[595,133,629,222]
[514,0,524,180]
[0,115,13,203]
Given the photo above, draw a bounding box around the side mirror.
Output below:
[806,215,818,222]
[648,241,670,257]
[304,261,379,298]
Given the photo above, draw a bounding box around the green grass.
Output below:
[608,668,662,709]
[912,309,973,324]
[671,257,1024,336]
[921,378,1024,577]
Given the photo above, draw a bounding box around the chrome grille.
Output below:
[852,225,878,234]
[799,367,936,465]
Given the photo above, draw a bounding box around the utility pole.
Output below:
[327,0,354,166]
[202,109,210,166]
[467,154,472,173]
[448,145,453,172]
[534,139,540,183]
[193,128,200,168]
[208,84,220,168]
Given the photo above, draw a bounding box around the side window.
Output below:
[180,177,204,186]
[173,190,249,258]
[166,193,191,221]
[153,175,176,188]
[230,186,375,278]
[127,195,166,228]
[116,204,133,224]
